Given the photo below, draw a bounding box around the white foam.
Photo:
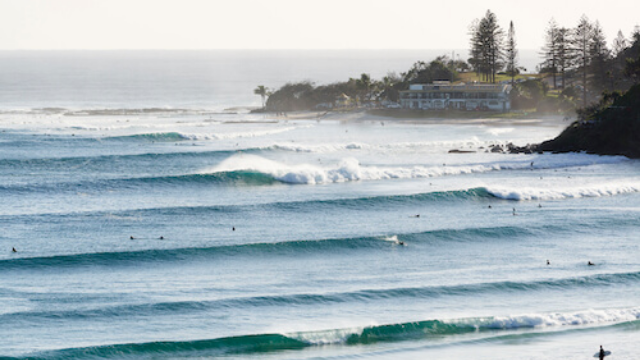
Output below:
[480,307,640,329]
[289,327,365,345]
[270,139,486,153]
[487,182,640,201]
[272,142,367,153]
[179,126,309,140]
[286,308,640,345]
[209,153,630,185]
[381,235,401,244]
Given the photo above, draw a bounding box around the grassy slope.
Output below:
[456,72,542,83]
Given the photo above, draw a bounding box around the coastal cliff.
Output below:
[537,84,640,159]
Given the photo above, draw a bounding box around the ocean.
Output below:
[0,51,639,360]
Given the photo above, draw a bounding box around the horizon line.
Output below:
[0,48,539,52]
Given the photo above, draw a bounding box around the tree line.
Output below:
[541,17,640,106]
[468,10,523,86]
[257,57,461,112]
[256,10,640,113]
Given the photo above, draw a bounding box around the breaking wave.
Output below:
[103,126,308,142]
[486,183,640,201]
[208,154,629,185]
[5,308,639,360]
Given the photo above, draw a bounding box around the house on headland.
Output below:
[399,81,512,111]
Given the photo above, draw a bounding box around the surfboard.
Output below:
[593,350,611,358]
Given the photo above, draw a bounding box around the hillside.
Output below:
[538,84,640,158]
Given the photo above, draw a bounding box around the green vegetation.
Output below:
[253,85,270,109]
[541,18,640,105]
[262,58,457,112]
[255,11,640,116]
[539,83,640,158]
[468,10,505,83]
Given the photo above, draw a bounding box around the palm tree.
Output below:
[355,74,371,106]
[254,85,269,108]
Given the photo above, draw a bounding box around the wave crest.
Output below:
[487,183,640,201]
[13,308,640,359]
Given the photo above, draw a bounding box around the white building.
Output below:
[399,81,512,111]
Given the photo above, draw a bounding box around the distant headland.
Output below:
[253,10,640,158]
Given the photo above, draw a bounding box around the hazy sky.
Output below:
[0,0,638,51]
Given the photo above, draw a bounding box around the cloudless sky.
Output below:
[0,0,638,51]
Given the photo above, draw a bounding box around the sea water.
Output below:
[0,51,639,360]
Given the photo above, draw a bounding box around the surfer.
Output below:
[159,236,164,240]
[588,261,595,266]
[411,214,420,218]
[12,247,17,253]
[130,236,135,240]
[599,345,605,360]
[488,205,492,209]
[398,241,405,246]
[232,227,235,231]
[512,208,517,216]
[547,260,550,265]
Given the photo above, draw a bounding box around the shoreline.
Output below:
[264,109,571,127]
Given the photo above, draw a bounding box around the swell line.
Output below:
[0,224,533,269]
[2,272,640,323]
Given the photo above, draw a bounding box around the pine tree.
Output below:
[588,21,610,92]
[573,15,594,106]
[505,21,520,86]
[469,10,504,83]
[612,30,628,57]
[541,18,559,89]
[541,19,559,88]
[555,27,573,89]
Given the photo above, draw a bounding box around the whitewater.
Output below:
[1,51,639,360]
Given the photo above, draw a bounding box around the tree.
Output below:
[625,54,640,84]
[354,73,372,105]
[504,21,521,86]
[469,10,504,83]
[555,27,573,89]
[612,30,628,57]
[253,85,270,108]
[377,72,402,102]
[401,58,458,84]
[588,21,610,92]
[265,82,314,111]
[573,15,594,106]
[541,19,560,88]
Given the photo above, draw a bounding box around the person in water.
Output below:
[599,345,606,360]
[547,260,550,265]
[588,261,595,266]
[12,247,17,253]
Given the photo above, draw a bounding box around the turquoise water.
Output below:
[1,52,639,360]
